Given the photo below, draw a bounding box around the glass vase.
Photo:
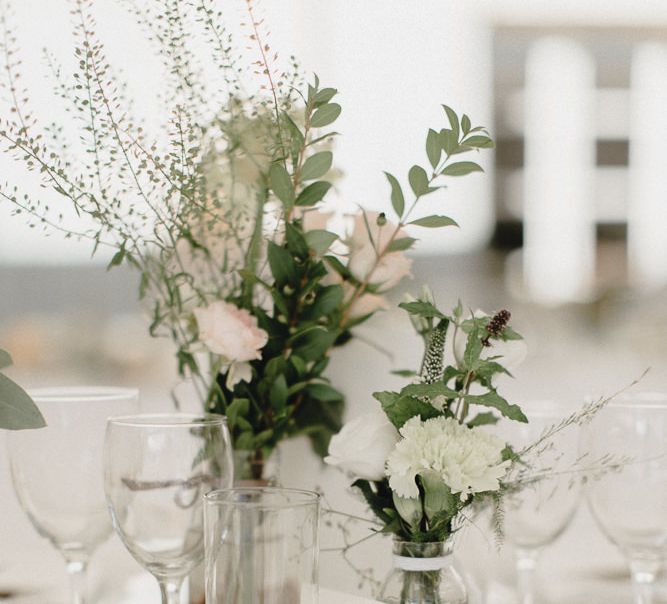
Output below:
[379,540,467,604]
[233,447,280,486]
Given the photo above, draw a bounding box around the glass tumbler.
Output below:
[204,487,320,604]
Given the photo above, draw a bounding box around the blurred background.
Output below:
[1,0,667,602]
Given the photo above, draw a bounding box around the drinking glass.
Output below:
[104,414,233,604]
[204,487,320,604]
[7,386,139,604]
[499,403,582,604]
[581,393,667,604]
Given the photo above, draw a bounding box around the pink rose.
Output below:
[347,212,412,292]
[193,301,268,363]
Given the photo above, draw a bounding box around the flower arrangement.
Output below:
[326,292,527,544]
[0,1,494,473]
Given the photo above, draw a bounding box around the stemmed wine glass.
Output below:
[104,414,233,604]
[7,386,139,604]
[581,393,667,604]
[499,403,582,604]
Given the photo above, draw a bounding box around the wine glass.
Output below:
[499,403,582,604]
[7,386,139,604]
[104,414,233,604]
[581,393,667,604]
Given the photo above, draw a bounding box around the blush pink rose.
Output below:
[193,301,268,363]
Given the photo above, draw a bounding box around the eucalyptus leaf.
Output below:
[441,161,483,177]
[295,181,331,206]
[408,165,430,197]
[300,151,332,181]
[385,237,416,253]
[463,135,494,149]
[442,104,459,139]
[384,172,404,218]
[409,215,458,228]
[426,128,441,169]
[311,103,341,128]
[269,163,295,205]
[304,229,338,255]
[314,87,337,104]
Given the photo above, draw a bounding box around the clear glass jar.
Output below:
[379,540,467,604]
[232,447,280,485]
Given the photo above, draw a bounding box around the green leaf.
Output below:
[384,172,405,218]
[235,431,254,450]
[461,114,471,135]
[408,165,430,197]
[391,369,417,378]
[324,255,351,279]
[311,103,342,128]
[0,373,46,430]
[420,471,457,521]
[442,104,459,139]
[464,390,528,423]
[300,151,333,181]
[269,163,295,205]
[226,398,250,430]
[393,493,422,529]
[269,375,288,411]
[314,87,338,104]
[267,241,297,287]
[0,349,11,370]
[398,300,446,320]
[439,128,458,155]
[304,229,338,255]
[292,327,339,362]
[385,237,416,253]
[409,215,458,228]
[285,223,309,259]
[305,382,344,402]
[467,412,499,428]
[441,161,483,177]
[426,128,442,169]
[107,243,125,270]
[400,382,459,400]
[463,325,483,370]
[463,135,494,149]
[302,285,344,320]
[295,181,332,206]
[373,391,441,429]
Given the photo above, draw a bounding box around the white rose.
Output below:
[193,301,268,363]
[386,416,510,501]
[325,412,400,481]
[347,212,412,292]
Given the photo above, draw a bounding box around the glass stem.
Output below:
[515,547,540,604]
[629,556,660,604]
[65,559,88,604]
[159,577,184,604]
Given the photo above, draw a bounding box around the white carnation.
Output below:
[386,416,510,501]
